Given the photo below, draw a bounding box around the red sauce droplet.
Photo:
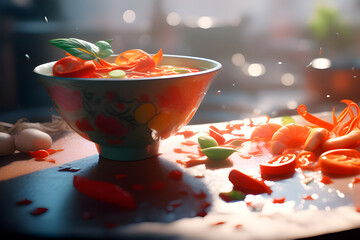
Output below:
[353,177,360,184]
[168,170,183,181]
[320,175,333,184]
[30,207,48,216]
[15,199,32,205]
[212,221,226,226]
[181,140,198,146]
[302,194,315,200]
[194,190,207,199]
[175,130,197,139]
[173,148,192,154]
[234,224,243,229]
[272,197,286,204]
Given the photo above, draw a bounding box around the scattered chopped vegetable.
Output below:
[73,175,136,210]
[219,190,246,202]
[197,135,218,149]
[260,153,296,177]
[201,146,236,161]
[318,149,360,175]
[229,169,272,195]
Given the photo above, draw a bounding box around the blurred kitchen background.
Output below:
[1,0,360,124]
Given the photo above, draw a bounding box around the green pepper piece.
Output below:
[201,146,236,161]
[219,190,246,202]
[198,136,218,149]
[109,70,126,78]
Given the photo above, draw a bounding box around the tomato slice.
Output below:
[296,151,317,170]
[318,149,360,175]
[115,49,156,71]
[53,56,96,78]
[260,153,296,176]
[228,169,272,195]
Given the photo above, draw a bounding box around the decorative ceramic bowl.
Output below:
[34,55,221,161]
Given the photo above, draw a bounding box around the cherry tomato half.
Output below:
[318,149,360,175]
[260,153,296,176]
[53,56,96,78]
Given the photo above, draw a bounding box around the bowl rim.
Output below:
[33,54,222,82]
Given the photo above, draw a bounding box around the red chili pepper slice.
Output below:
[73,175,136,210]
[260,153,296,176]
[53,56,96,78]
[229,169,272,195]
[318,149,360,175]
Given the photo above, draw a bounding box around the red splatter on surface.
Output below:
[194,190,207,199]
[175,130,197,139]
[302,194,315,200]
[272,197,286,204]
[320,175,333,184]
[212,221,226,226]
[181,140,198,146]
[15,199,32,205]
[352,177,360,184]
[30,207,48,216]
[234,224,243,229]
[168,170,183,181]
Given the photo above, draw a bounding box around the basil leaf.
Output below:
[49,38,113,61]
[95,40,113,59]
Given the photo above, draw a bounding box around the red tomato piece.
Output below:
[209,128,226,145]
[53,56,96,78]
[228,169,272,195]
[73,175,136,210]
[260,153,296,176]
[296,151,317,170]
[318,149,360,175]
[28,150,50,159]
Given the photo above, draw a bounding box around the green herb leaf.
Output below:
[49,38,113,61]
[282,116,296,125]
